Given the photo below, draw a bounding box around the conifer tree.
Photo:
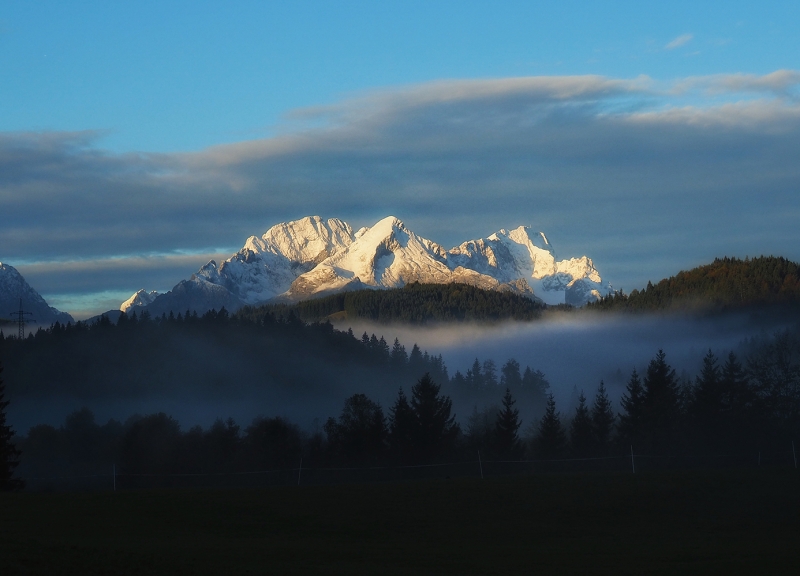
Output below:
[468,358,483,391]
[534,394,566,459]
[522,366,550,407]
[466,405,496,453]
[591,381,616,455]
[642,350,681,452]
[721,351,748,412]
[408,344,425,375]
[482,359,498,389]
[324,393,386,463]
[617,368,644,448]
[388,388,415,460]
[494,388,522,458]
[410,373,459,461]
[500,359,522,389]
[390,338,408,370]
[689,350,722,445]
[569,391,594,458]
[0,358,23,490]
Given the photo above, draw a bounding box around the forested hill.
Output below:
[239,282,548,325]
[587,256,800,312]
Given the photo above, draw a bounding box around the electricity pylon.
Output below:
[9,298,32,339]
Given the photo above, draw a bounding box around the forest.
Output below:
[252,281,549,324]
[588,256,800,312]
[2,303,800,490]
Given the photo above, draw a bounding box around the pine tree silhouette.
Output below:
[591,381,616,455]
[0,358,24,490]
[534,394,566,459]
[494,388,522,458]
[569,392,594,458]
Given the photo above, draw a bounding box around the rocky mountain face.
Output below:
[0,262,74,329]
[125,215,612,315]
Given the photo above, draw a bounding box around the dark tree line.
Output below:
[10,330,800,488]
[588,256,800,312]
[245,281,546,324]
[0,356,23,490]
[0,306,451,409]
[532,335,800,462]
[5,298,800,487]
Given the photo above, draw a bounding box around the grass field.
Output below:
[1,469,799,575]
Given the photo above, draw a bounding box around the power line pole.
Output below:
[9,299,33,340]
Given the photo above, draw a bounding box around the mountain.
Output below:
[127,215,612,315]
[0,262,74,328]
[120,289,161,312]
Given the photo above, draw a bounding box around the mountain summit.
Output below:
[125,216,612,314]
[0,262,74,328]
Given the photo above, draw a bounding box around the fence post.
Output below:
[793,441,797,470]
[630,445,635,474]
[298,458,303,486]
[478,450,484,480]
[113,463,116,491]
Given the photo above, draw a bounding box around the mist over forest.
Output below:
[355,308,797,413]
[3,289,800,493]
[2,303,795,434]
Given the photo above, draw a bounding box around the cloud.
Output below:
[665,33,693,50]
[2,72,800,316]
[672,70,800,97]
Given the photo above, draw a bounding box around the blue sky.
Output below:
[2,2,800,317]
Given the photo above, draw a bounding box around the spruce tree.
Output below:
[522,366,550,407]
[642,349,681,452]
[617,368,644,448]
[410,373,459,461]
[0,358,23,490]
[690,350,722,448]
[534,394,566,459]
[466,405,496,453]
[482,359,498,389]
[500,359,522,389]
[569,391,594,458]
[390,338,409,370]
[324,393,386,464]
[720,351,751,445]
[468,358,483,391]
[591,381,616,455]
[388,388,415,461]
[494,388,523,458]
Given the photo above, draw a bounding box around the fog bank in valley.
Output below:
[342,310,794,411]
[5,309,795,435]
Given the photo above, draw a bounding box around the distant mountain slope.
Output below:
[0,262,74,327]
[126,215,612,315]
[588,256,800,312]
[239,282,550,325]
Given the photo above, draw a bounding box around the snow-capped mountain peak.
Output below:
[0,262,74,326]
[120,289,161,312]
[124,215,613,315]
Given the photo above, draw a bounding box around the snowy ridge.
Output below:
[120,289,161,312]
[128,216,613,315]
[0,262,74,326]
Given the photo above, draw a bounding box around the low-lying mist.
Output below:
[342,309,796,411]
[5,308,796,436]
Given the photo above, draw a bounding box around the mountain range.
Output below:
[123,216,612,316]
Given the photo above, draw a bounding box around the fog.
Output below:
[5,309,795,436]
[341,309,796,412]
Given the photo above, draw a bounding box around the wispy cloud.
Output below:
[671,70,800,98]
[665,33,693,50]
